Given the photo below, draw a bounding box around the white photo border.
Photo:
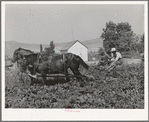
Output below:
[1,1,148,121]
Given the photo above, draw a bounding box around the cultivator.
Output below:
[6,60,126,84]
[27,71,95,81]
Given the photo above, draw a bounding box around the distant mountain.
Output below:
[5,38,103,58]
[81,38,103,49]
[5,41,51,58]
[6,41,41,58]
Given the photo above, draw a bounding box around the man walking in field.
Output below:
[106,48,123,72]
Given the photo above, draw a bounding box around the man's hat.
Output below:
[111,48,116,52]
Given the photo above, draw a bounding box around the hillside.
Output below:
[56,38,103,50]
[81,38,103,49]
[5,38,103,58]
[5,41,45,58]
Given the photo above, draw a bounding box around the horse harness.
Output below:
[27,53,68,74]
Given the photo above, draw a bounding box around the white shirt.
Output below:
[111,52,122,61]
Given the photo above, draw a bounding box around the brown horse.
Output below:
[12,48,89,85]
[28,53,89,85]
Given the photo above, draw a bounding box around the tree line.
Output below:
[100,21,144,54]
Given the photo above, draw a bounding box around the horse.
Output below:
[11,47,35,64]
[27,53,89,85]
[11,47,36,81]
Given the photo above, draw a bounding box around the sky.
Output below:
[5,3,144,44]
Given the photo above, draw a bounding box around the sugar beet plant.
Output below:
[5,63,144,109]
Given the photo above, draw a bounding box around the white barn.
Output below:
[60,40,88,61]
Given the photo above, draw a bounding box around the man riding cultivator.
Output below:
[106,47,123,73]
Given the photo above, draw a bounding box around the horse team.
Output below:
[11,48,89,85]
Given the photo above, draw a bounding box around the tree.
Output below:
[40,44,43,52]
[116,22,134,52]
[44,41,55,56]
[101,21,134,52]
[141,34,144,47]
[130,34,144,53]
[49,41,55,54]
[101,21,117,53]
[140,34,144,53]
[50,41,55,51]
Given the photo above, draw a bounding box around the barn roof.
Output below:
[60,40,88,51]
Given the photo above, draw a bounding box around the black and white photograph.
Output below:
[2,1,148,121]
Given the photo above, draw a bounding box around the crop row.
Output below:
[5,63,144,108]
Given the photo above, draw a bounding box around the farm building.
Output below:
[60,40,88,61]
